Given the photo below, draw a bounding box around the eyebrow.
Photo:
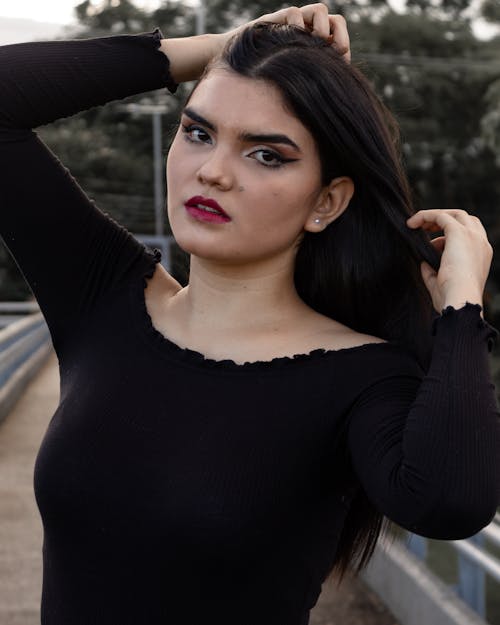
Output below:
[182,107,302,152]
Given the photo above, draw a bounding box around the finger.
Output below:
[406,209,467,231]
[430,235,446,254]
[408,207,479,227]
[468,214,489,236]
[436,208,471,226]
[328,14,350,59]
[408,210,492,247]
[408,219,445,234]
[283,6,305,29]
[301,3,330,38]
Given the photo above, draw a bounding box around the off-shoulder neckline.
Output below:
[129,249,403,372]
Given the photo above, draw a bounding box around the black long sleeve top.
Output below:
[0,30,499,625]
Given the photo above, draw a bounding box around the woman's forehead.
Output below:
[189,70,286,118]
[186,70,314,146]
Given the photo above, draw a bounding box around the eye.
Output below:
[249,148,287,168]
[181,124,211,144]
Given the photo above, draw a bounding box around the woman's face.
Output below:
[166,69,326,266]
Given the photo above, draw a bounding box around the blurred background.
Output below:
[0,0,499,307]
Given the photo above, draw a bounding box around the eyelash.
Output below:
[180,123,292,169]
[181,124,210,144]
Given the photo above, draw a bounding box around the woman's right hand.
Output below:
[161,3,350,84]
[241,4,351,61]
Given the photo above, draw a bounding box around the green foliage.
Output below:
[405,0,471,18]
[352,10,479,55]
[482,0,500,24]
[2,0,500,322]
[75,0,152,33]
[481,78,500,167]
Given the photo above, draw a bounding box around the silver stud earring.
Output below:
[314,218,321,224]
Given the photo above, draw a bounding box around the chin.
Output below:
[172,231,242,264]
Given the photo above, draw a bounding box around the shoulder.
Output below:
[311,315,423,377]
[326,328,387,351]
[310,313,386,352]
[145,261,182,298]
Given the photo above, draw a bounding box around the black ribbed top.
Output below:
[0,30,498,625]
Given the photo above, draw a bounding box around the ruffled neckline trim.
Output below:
[132,249,397,372]
[132,249,498,370]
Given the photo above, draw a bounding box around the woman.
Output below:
[0,4,498,624]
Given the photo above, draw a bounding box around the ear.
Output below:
[304,176,354,233]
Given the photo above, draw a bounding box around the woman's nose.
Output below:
[196,149,234,190]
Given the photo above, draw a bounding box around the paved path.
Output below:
[0,353,398,625]
[0,352,58,625]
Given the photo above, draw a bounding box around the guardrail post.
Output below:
[457,534,486,618]
[0,306,53,424]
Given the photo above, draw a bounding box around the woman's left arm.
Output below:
[348,206,499,538]
[347,304,499,539]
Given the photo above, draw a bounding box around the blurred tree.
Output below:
[481,0,500,24]
[481,78,500,167]
[349,9,500,321]
[75,0,152,33]
[2,0,500,312]
[405,0,471,18]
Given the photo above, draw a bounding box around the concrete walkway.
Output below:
[0,351,59,625]
[0,353,398,625]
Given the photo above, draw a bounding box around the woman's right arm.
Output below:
[160,3,350,83]
[0,31,178,354]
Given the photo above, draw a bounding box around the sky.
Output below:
[0,0,162,25]
[0,0,497,39]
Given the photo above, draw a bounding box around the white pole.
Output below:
[196,0,206,35]
[120,103,169,237]
[152,111,164,236]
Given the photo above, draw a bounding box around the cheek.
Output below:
[253,183,313,227]
[166,141,186,228]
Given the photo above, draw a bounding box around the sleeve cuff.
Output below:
[431,302,499,353]
[151,28,179,94]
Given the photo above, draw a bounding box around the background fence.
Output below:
[0,302,52,424]
[361,515,500,625]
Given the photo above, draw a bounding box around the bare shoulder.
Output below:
[308,313,387,352]
[332,329,387,350]
[144,261,182,303]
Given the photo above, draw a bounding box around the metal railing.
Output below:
[407,514,500,620]
[0,302,40,313]
[0,301,40,329]
[0,302,52,423]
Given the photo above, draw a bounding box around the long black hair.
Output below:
[196,23,441,579]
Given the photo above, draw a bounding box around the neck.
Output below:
[175,253,309,334]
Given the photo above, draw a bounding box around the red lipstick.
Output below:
[184,196,231,224]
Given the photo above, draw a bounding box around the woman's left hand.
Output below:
[406,209,493,314]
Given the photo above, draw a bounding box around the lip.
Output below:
[184,195,231,223]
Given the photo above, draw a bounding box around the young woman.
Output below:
[0,4,498,624]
